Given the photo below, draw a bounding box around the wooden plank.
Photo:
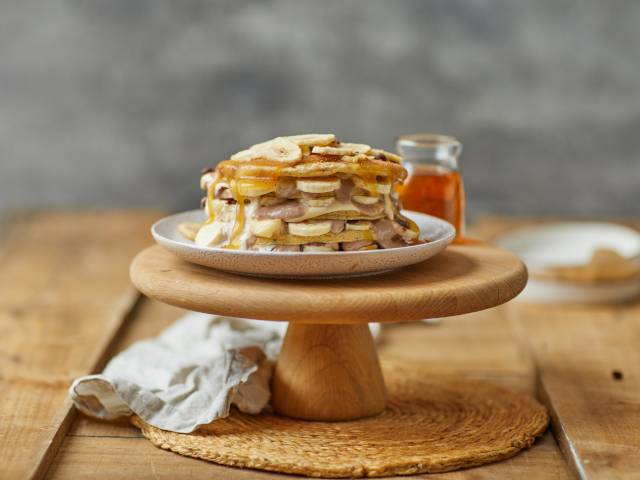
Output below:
[513,303,640,479]
[47,431,568,480]
[49,297,571,479]
[473,216,640,479]
[0,211,161,480]
[380,308,536,394]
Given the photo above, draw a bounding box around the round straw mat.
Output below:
[132,361,548,478]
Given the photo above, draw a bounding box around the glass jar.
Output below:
[395,134,465,238]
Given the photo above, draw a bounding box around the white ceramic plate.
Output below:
[495,222,640,303]
[152,210,455,278]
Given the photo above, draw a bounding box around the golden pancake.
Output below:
[189,134,423,251]
[255,229,372,246]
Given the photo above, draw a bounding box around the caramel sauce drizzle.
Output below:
[204,149,407,248]
[205,177,222,224]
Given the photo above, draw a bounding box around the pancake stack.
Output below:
[183,134,421,251]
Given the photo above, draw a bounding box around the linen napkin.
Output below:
[69,312,379,433]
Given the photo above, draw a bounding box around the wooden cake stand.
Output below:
[129,243,548,477]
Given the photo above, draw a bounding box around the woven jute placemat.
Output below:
[132,361,549,478]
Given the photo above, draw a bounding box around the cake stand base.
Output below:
[272,323,386,421]
[132,360,548,478]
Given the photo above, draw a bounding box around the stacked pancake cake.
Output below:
[183,134,421,251]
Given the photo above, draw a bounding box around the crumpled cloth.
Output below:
[69,312,379,433]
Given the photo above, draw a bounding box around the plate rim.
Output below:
[494,220,640,270]
[151,209,456,257]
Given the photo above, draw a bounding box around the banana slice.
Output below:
[303,245,335,252]
[302,197,335,207]
[200,172,216,190]
[296,177,341,193]
[251,219,282,238]
[285,134,335,147]
[230,149,256,161]
[353,195,380,205]
[206,201,235,222]
[345,221,372,231]
[339,143,372,154]
[237,180,277,197]
[352,176,391,195]
[231,137,302,163]
[374,183,392,194]
[312,143,371,156]
[402,228,419,240]
[370,149,402,163]
[288,221,332,236]
[195,222,225,247]
[252,137,301,163]
[178,222,202,241]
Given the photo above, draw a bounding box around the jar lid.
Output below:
[396,134,462,162]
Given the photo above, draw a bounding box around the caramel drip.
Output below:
[205,177,222,224]
[205,148,407,249]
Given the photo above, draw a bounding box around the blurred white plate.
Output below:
[495,222,640,303]
[152,209,455,279]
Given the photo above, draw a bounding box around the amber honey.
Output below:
[397,164,465,238]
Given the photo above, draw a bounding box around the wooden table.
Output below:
[1,211,638,480]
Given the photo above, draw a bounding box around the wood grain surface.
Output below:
[129,243,528,323]
[514,303,640,479]
[2,211,637,479]
[0,211,161,480]
[46,298,572,480]
[475,216,640,480]
[271,323,387,420]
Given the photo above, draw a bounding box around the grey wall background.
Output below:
[2,0,639,220]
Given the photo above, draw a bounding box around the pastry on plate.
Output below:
[182,134,421,252]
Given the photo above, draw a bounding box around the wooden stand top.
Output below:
[130,243,527,324]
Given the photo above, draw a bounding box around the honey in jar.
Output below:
[395,134,465,238]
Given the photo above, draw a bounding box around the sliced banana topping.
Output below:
[251,219,282,238]
[339,143,372,154]
[285,134,335,147]
[371,148,402,163]
[288,221,332,237]
[252,137,302,163]
[207,199,236,222]
[231,137,302,163]
[352,176,391,195]
[200,172,216,190]
[301,197,335,207]
[230,148,256,161]
[178,222,201,241]
[312,143,371,156]
[402,228,419,240]
[296,177,341,193]
[303,245,335,252]
[195,222,225,247]
[374,182,392,195]
[352,195,380,205]
[236,180,277,197]
[345,221,372,231]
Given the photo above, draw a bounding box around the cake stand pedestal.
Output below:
[129,243,548,477]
